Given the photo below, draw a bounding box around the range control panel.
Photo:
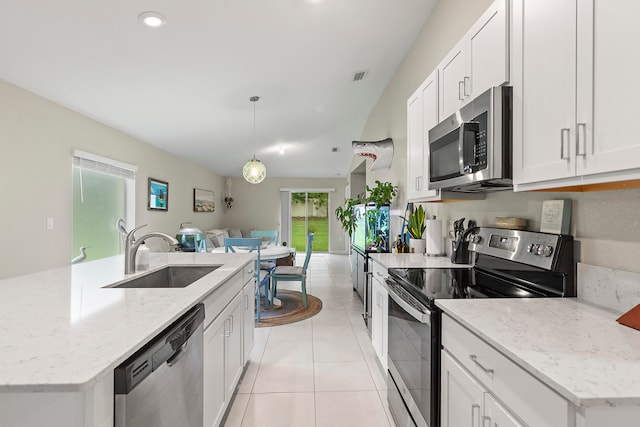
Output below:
[467,227,572,271]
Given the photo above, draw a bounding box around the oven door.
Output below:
[386,279,438,427]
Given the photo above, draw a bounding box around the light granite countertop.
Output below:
[368,252,472,269]
[0,252,254,392]
[436,298,640,407]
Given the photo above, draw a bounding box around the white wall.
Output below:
[220,177,347,253]
[0,79,225,279]
[352,0,640,274]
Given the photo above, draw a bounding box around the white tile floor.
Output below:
[222,253,396,427]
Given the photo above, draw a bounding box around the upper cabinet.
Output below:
[512,0,640,190]
[407,69,439,201]
[407,0,508,203]
[438,0,510,119]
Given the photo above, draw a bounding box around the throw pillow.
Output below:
[227,228,242,238]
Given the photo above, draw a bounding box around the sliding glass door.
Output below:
[291,192,329,252]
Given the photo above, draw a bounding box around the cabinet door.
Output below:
[421,71,439,198]
[439,39,466,119]
[576,0,640,177]
[407,86,424,201]
[242,282,255,364]
[225,296,244,401]
[512,0,577,185]
[370,277,388,369]
[441,351,485,427]
[204,317,227,427]
[407,70,439,201]
[467,0,509,99]
[484,393,525,427]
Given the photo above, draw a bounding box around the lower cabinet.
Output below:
[203,262,255,427]
[441,351,523,427]
[204,293,243,427]
[370,261,388,369]
[242,280,255,364]
[441,314,568,427]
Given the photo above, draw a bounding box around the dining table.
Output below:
[210,244,296,307]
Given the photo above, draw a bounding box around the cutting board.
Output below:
[617,304,640,331]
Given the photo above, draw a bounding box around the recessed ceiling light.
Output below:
[139,11,167,28]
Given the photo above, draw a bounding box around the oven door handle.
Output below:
[387,285,431,325]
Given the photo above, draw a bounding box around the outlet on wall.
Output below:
[47,218,54,230]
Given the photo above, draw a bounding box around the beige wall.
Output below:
[353,0,640,273]
[0,79,226,279]
[219,177,347,253]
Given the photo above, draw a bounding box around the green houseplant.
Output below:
[335,181,398,237]
[334,198,361,237]
[407,205,426,253]
[366,180,398,207]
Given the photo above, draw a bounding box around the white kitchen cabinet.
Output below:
[484,393,526,427]
[204,292,243,427]
[513,0,640,189]
[204,313,227,427]
[438,0,509,119]
[441,350,487,427]
[242,280,255,364]
[407,69,439,202]
[442,351,526,427]
[441,314,570,427]
[370,261,388,369]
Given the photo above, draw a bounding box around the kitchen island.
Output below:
[0,252,254,427]
[437,298,640,426]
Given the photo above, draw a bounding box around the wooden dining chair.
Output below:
[224,237,272,321]
[270,233,314,308]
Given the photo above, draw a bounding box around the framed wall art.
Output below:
[148,178,169,211]
[194,188,215,212]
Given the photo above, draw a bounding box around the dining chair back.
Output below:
[251,230,279,246]
[224,237,271,321]
[270,233,314,308]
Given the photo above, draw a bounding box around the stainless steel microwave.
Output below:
[428,86,512,192]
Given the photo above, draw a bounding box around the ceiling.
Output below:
[0,0,437,179]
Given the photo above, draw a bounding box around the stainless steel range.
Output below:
[385,227,575,427]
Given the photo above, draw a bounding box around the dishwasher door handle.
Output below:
[167,342,188,367]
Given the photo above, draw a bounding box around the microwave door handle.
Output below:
[459,122,480,174]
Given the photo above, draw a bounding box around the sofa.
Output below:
[204,228,253,249]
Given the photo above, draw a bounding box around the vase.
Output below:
[409,238,426,254]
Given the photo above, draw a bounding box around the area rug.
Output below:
[256,290,322,327]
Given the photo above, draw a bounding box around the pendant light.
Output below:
[242,96,267,184]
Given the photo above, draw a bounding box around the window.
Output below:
[72,150,136,263]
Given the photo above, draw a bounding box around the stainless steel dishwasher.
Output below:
[114,303,205,427]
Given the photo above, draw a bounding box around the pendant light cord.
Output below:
[251,96,259,159]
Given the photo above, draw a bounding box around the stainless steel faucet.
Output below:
[124,224,179,274]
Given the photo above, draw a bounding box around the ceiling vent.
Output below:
[352,70,368,82]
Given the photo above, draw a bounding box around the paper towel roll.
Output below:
[425,219,443,256]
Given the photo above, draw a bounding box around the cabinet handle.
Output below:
[576,122,587,157]
[472,404,481,427]
[224,318,231,337]
[230,315,234,334]
[469,354,494,376]
[245,294,249,309]
[464,76,471,97]
[417,176,422,191]
[560,128,570,160]
[482,415,491,427]
[458,81,465,101]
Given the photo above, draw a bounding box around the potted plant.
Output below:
[366,180,398,207]
[335,198,361,237]
[408,205,426,253]
[224,197,233,209]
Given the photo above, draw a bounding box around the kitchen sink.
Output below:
[107,265,219,289]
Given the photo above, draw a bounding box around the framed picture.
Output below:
[148,178,168,211]
[194,188,215,212]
